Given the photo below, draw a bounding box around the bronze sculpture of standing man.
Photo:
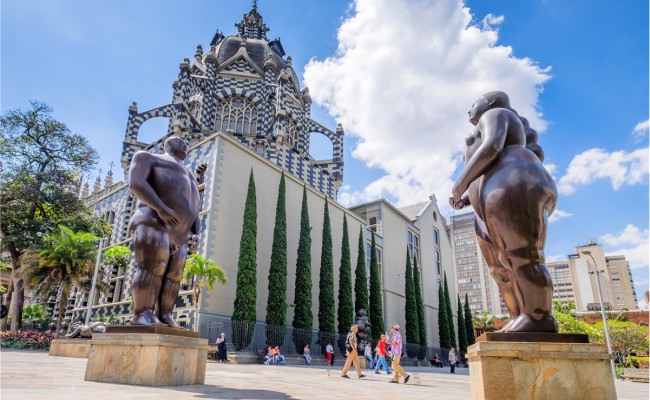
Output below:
[450,91,558,333]
[128,136,204,328]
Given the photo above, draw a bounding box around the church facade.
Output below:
[69,4,457,347]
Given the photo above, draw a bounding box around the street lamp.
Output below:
[581,250,616,378]
[85,222,106,325]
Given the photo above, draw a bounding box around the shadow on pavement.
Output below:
[172,384,294,399]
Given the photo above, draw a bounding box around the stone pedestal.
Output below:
[84,327,208,386]
[49,338,92,358]
[467,341,616,400]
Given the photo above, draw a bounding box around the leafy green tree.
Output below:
[0,101,99,331]
[292,186,312,350]
[20,226,107,336]
[457,295,468,352]
[473,310,496,333]
[232,170,257,348]
[464,294,476,346]
[182,254,227,330]
[22,304,46,322]
[318,198,336,339]
[443,272,456,349]
[438,284,450,348]
[337,215,354,336]
[368,232,384,340]
[103,246,132,278]
[354,229,369,314]
[404,251,419,348]
[412,256,426,347]
[265,172,287,345]
[594,320,649,367]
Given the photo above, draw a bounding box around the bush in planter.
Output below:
[0,330,54,349]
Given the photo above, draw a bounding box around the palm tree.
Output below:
[181,254,227,331]
[20,226,104,336]
[472,310,495,334]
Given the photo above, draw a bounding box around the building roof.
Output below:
[398,201,428,221]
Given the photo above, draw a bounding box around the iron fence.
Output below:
[199,319,458,364]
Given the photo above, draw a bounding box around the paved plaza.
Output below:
[1,349,647,399]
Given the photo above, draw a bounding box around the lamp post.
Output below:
[85,223,106,325]
[581,250,616,378]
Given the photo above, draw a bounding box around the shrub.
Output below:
[0,330,54,350]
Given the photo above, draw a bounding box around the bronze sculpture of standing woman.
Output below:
[128,136,205,327]
[450,91,558,333]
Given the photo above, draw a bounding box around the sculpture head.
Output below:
[468,91,510,125]
[164,137,188,160]
[356,309,367,318]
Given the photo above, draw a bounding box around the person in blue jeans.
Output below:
[374,334,392,374]
[272,346,286,365]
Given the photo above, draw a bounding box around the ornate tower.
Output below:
[119,3,344,199]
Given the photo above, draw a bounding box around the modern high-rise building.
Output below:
[447,211,506,316]
[548,241,638,311]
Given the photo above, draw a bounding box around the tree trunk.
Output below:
[8,245,24,332]
[0,279,13,331]
[56,297,65,338]
[10,275,24,332]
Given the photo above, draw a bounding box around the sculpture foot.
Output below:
[504,313,558,333]
[159,313,185,329]
[496,318,517,332]
[130,310,164,326]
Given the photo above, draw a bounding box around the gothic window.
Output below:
[215,96,258,135]
[285,118,299,148]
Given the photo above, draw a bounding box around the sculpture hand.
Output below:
[451,182,466,205]
[449,196,468,210]
[158,205,180,227]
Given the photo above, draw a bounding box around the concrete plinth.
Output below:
[467,341,616,400]
[49,338,92,358]
[84,332,208,386]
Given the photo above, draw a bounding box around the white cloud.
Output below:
[304,0,550,207]
[548,208,572,223]
[557,148,649,195]
[601,224,649,270]
[632,119,649,142]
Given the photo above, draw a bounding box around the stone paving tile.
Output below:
[1,349,647,400]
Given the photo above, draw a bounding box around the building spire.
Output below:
[235,1,269,40]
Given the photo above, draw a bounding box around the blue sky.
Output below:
[2,1,648,306]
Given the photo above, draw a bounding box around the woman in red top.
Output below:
[373,334,392,374]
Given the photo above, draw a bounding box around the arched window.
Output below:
[215,96,258,135]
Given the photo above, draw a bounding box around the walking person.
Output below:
[216,332,228,363]
[374,334,392,375]
[364,341,374,369]
[341,325,365,379]
[389,324,410,384]
[449,348,458,374]
[303,344,312,365]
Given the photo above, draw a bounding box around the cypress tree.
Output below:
[318,198,336,337]
[265,172,287,345]
[292,186,312,350]
[354,228,369,315]
[464,293,476,346]
[368,232,384,340]
[337,215,354,336]
[412,255,427,347]
[438,284,450,349]
[457,294,468,352]
[232,169,257,349]
[443,272,456,350]
[404,250,420,348]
